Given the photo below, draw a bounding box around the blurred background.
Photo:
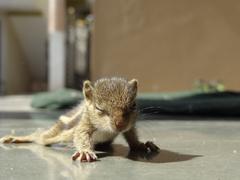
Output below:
[0,0,240,95]
[1,2,240,179]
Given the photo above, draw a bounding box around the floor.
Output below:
[0,117,240,180]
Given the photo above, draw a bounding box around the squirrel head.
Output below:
[83,77,138,132]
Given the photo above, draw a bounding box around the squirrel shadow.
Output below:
[0,143,201,164]
[0,143,201,180]
[95,144,202,163]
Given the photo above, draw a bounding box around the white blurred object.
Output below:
[75,20,88,75]
[48,0,66,91]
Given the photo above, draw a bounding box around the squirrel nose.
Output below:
[115,120,126,130]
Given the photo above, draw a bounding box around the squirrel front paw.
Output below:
[72,150,98,162]
[131,141,160,153]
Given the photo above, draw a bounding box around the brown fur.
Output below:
[0,77,159,162]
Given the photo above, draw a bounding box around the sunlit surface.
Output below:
[0,118,240,180]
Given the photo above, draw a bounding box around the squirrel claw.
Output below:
[145,141,160,152]
[0,136,14,143]
[132,141,160,153]
[72,151,97,162]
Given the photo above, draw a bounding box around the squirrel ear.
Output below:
[128,79,138,94]
[83,80,93,100]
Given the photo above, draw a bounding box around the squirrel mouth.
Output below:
[116,126,125,131]
[115,123,128,132]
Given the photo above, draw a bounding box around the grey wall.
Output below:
[0,0,48,94]
[9,15,47,82]
[0,15,31,94]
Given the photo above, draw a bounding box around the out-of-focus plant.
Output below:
[194,79,225,93]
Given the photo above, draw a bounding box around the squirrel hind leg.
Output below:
[0,135,34,144]
[37,128,74,146]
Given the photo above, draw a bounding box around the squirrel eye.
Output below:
[96,106,108,115]
[129,102,137,111]
[123,103,137,117]
[96,106,104,112]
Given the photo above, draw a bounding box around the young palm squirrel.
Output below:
[0,77,159,162]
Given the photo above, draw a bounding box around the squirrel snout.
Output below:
[113,111,128,131]
[114,119,126,130]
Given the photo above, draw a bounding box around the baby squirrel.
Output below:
[0,77,159,162]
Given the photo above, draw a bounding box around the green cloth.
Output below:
[31,89,83,110]
[137,91,240,116]
[32,89,202,110]
[31,88,240,116]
